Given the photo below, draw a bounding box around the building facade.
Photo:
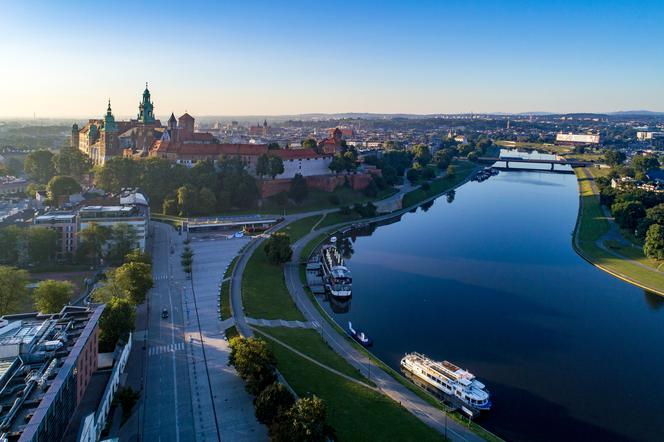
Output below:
[75,84,164,165]
[0,305,103,442]
[33,212,78,259]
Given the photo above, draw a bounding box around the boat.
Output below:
[321,243,352,298]
[348,321,373,346]
[400,352,491,411]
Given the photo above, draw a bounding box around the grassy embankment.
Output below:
[242,246,304,320]
[254,326,443,442]
[574,167,664,293]
[402,160,477,207]
[295,236,504,442]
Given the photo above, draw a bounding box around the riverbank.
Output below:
[572,167,664,295]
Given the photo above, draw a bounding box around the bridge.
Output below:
[477,156,592,170]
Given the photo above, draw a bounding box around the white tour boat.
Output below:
[401,352,491,410]
[321,242,352,298]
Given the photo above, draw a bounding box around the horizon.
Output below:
[2,0,663,118]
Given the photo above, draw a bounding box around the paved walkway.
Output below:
[187,233,267,442]
[246,317,317,329]
[284,229,485,442]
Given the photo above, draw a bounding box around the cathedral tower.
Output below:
[71,123,79,149]
[137,82,156,124]
[100,100,119,164]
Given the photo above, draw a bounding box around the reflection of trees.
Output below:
[643,290,664,310]
[337,237,355,260]
[420,200,434,212]
[446,190,456,204]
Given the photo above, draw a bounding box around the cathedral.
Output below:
[73,84,164,165]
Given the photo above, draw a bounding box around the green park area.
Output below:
[573,168,664,293]
[242,244,304,321]
[403,160,477,207]
[253,326,443,442]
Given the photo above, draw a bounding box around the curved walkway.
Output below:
[228,168,487,442]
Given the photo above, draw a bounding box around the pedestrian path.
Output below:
[245,317,317,329]
[149,342,185,356]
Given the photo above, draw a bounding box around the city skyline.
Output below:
[2,0,664,118]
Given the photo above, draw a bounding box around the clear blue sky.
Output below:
[1,0,662,118]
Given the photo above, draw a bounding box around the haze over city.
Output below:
[2,0,664,118]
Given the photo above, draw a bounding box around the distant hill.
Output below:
[608,110,664,116]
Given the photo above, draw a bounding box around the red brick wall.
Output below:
[76,324,99,404]
[259,173,375,198]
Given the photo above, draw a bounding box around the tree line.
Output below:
[229,335,334,441]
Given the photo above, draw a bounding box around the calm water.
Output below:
[321,169,664,442]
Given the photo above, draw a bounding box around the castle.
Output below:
[72,84,164,165]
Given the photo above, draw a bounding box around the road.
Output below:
[142,223,195,441]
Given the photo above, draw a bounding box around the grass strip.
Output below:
[242,245,304,321]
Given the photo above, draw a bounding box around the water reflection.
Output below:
[644,290,664,310]
[420,200,434,212]
[446,189,455,204]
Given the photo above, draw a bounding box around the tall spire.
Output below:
[138,82,155,124]
[103,99,117,132]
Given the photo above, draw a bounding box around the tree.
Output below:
[446,165,456,177]
[197,187,217,215]
[107,224,138,265]
[269,396,331,442]
[632,155,660,176]
[644,224,664,260]
[117,386,140,421]
[34,280,73,313]
[24,150,56,184]
[302,139,317,150]
[26,228,57,265]
[434,149,454,170]
[228,336,277,395]
[0,266,29,315]
[47,175,81,206]
[94,157,141,193]
[467,151,479,162]
[0,226,22,265]
[412,144,432,166]
[125,248,152,265]
[612,200,645,229]
[420,166,436,181]
[264,233,292,265]
[256,154,270,178]
[406,168,420,184]
[218,156,259,209]
[383,140,403,151]
[141,158,188,209]
[329,155,346,174]
[114,262,153,305]
[268,156,284,179]
[604,149,626,167]
[162,198,178,215]
[53,146,91,181]
[99,296,135,351]
[254,382,295,425]
[78,222,112,265]
[267,142,280,150]
[288,174,308,204]
[177,185,195,217]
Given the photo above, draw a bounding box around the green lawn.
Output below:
[402,161,477,208]
[573,168,664,293]
[300,231,330,261]
[254,326,366,382]
[242,246,304,320]
[259,328,444,442]
[260,186,398,215]
[219,256,238,320]
[280,215,323,243]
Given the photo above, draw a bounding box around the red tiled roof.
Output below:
[185,132,216,142]
[151,141,268,156]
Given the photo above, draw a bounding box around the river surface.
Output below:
[320,166,664,442]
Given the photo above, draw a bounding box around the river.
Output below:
[319,166,664,441]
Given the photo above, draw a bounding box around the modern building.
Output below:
[74,84,164,165]
[33,212,78,259]
[0,305,104,442]
[555,132,600,145]
[636,131,664,141]
[0,177,28,195]
[78,203,149,252]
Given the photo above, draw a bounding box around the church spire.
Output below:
[138,82,155,124]
[103,99,117,132]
